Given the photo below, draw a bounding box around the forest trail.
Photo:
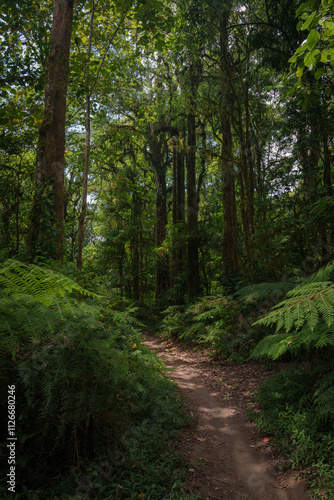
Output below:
[141,333,310,500]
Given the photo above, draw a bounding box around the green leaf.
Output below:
[296,65,304,79]
[304,51,313,67]
[301,11,316,31]
[304,48,320,67]
[314,67,325,79]
[307,29,320,50]
[321,50,330,62]
[296,2,310,16]
[323,20,334,36]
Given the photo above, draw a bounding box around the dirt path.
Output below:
[142,333,310,500]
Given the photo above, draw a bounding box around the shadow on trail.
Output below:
[142,333,309,500]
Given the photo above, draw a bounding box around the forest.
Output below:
[1,0,334,498]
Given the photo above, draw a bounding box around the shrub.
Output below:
[248,368,334,499]
[0,260,192,499]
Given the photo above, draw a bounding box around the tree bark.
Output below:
[219,12,239,291]
[238,53,255,274]
[221,114,238,290]
[172,135,186,303]
[131,190,140,301]
[27,0,74,261]
[186,65,200,300]
[77,0,95,270]
[149,132,170,303]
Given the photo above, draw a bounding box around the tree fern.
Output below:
[251,261,334,422]
[253,261,334,340]
[315,378,334,421]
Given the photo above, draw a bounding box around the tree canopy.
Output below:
[1,1,334,497]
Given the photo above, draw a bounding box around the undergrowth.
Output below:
[248,367,334,499]
[0,259,194,499]
[158,265,334,497]
[159,282,294,362]
[247,261,334,499]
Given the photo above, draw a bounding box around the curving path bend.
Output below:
[142,333,309,500]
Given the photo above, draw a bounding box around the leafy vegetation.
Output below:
[252,261,334,421]
[248,368,334,500]
[0,260,191,499]
[159,282,295,361]
[1,0,334,496]
[159,261,334,498]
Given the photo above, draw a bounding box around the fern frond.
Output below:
[235,282,296,304]
[251,333,293,360]
[299,259,334,284]
[254,281,334,333]
[0,259,100,306]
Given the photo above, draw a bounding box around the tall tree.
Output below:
[172,133,186,302]
[186,63,200,299]
[148,125,172,303]
[27,0,74,261]
[218,3,239,290]
[77,0,95,270]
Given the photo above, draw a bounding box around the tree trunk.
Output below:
[149,133,169,303]
[172,135,186,303]
[186,66,200,300]
[131,190,140,302]
[219,12,239,291]
[27,0,74,261]
[77,0,95,270]
[139,214,144,306]
[323,133,332,196]
[239,54,255,275]
[221,114,238,290]
[321,131,332,265]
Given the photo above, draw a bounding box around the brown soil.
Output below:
[141,333,310,500]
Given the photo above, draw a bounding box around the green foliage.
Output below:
[289,0,334,80]
[0,259,98,304]
[248,367,334,499]
[0,260,191,499]
[235,281,297,306]
[252,262,334,356]
[251,261,334,422]
[0,259,100,362]
[159,283,297,362]
[160,294,262,361]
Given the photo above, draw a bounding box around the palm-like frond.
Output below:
[254,261,334,335]
[251,261,334,421]
[235,281,297,305]
[0,259,99,306]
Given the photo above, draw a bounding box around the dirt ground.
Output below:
[141,333,310,500]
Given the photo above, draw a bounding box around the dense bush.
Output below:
[252,260,334,421]
[246,261,334,498]
[159,282,295,361]
[248,368,334,499]
[0,260,192,499]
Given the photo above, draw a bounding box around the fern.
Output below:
[315,368,334,420]
[235,281,297,305]
[251,261,334,422]
[253,261,334,338]
[0,259,99,305]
